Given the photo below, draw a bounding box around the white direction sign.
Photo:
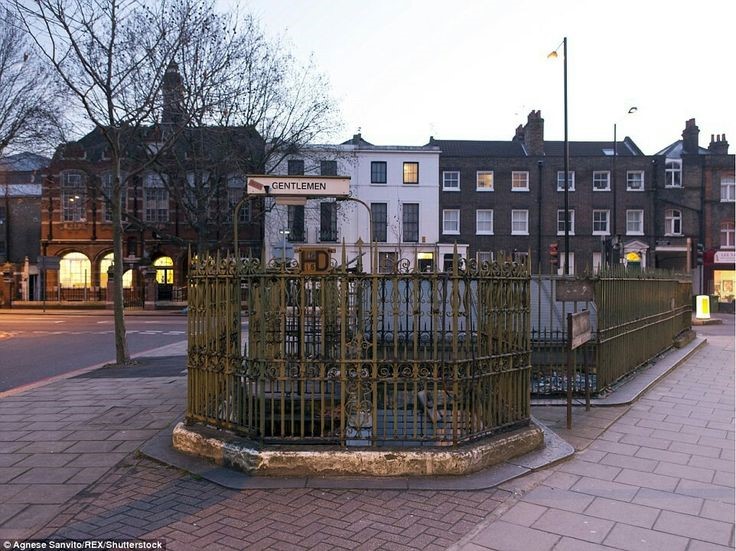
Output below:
[247,175,350,197]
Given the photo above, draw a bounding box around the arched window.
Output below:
[61,171,86,222]
[99,253,133,288]
[665,209,682,236]
[59,252,91,288]
[153,256,174,284]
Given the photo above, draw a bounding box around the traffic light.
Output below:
[549,242,559,265]
[696,243,704,266]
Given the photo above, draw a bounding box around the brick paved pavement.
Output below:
[454,317,735,551]
[1,318,733,550]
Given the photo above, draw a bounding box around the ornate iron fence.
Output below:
[530,270,692,396]
[186,248,532,447]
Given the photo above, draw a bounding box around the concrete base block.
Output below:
[172,421,544,478]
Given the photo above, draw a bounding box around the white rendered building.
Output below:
[263,134,467,272]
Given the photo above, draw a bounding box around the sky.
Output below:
[235,0,735,156]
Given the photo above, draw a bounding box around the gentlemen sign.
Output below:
[247,175,350,197]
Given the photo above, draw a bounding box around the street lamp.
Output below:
[548,38,570,275]
[612,106,638,264]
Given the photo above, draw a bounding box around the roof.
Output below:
[1,184,42,197]
[427,139,645,157]
[543,140,643,156]
[655,140,711,157]
[427,140,527,157]
[0,152,50,172]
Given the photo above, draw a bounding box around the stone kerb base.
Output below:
[172,421,544,477]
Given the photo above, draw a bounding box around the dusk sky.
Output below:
[240,0,734,155]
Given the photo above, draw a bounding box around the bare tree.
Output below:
[14,0,223,364]
[0,8,68,157]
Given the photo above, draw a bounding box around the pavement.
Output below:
[0,314,732,550]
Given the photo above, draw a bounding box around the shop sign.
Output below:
[714,250,736,264]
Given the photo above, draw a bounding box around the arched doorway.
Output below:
[59,252,91,300]
[153,256,174,300]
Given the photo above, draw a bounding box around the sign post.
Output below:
[38,256,60,313]
[566,310,592,429]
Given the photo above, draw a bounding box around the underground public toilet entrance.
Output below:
[173,245,543,477]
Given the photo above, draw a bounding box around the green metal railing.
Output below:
[186,248,532,447]
[530,270,692,396]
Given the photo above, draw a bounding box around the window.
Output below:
[593,171,610,191]
[320,202,337,241]
[665,159,682,188]
[721,177,735,202]
[59,252,91,288]
[442,209,460,234]
[227,176,249,223]
[100,173,126,223]
[665,209,682,236]
[477,251,494,265]
[402,203,419,242]
[626,209,644,235]
[511,209,529,235]
[556,171,575,191]
[371,161,387,184]
[371,203,387,242]
[592,210,610,235]
[476,209,494,235]
[403,162,419,184]
[320,160,337,176]
[287,159,304,175]
[143,173,168,223]
[61,171,86,222]
[378,252,397,274]
[512,171,529,191]
[557,209,575,235]
[627,171,644,191]
[476,171,494,191]
[287,205,304,241]
[721,221,735,248]
[443,171,460,191]
[513,251,529,265]
[592,252,603,273]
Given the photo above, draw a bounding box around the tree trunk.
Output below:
[112,153,130,364]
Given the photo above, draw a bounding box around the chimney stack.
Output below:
[523,110,544,156]
[681,118,700,154]
[708,133,730,155]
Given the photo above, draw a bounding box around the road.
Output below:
[0,312,188,392]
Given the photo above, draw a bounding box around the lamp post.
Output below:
[612,106,638,265]
[548,38,570,275]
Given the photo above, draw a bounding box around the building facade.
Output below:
[264,134,463,273]
[653,120,735,302]
[0,153,49,304]
[434,111,654,275]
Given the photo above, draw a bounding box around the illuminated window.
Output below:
[403,162,419,184]
[476,171,494,191]
[99,253,133,289]
[59,252,91,288]
[153,256,174,284]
